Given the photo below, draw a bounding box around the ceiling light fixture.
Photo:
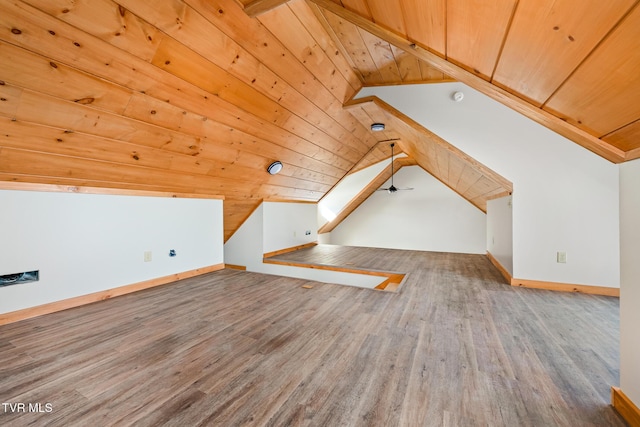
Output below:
[371,123,385,132]
[452,91,464,102]
[267,161,283,175]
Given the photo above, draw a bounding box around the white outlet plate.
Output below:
[557,251,567,263]
[144,251,152,262]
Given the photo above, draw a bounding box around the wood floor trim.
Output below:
[225,264,247,271]
[511,278,620,297]
[263,242,318,258]
[262,257,406,292]
[0,263,225,325]
[486,251,512,284]
[485,251,619,297]
[612,387,640,427]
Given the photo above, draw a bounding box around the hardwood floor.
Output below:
[0,245,624,426]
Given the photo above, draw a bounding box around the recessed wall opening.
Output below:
[0,270,39,287]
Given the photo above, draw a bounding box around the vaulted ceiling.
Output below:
[1,0,638,240]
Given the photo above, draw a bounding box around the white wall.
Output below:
[487,195,513,275]
[263,202,317,254]
[329,166,486,254]
[224,201,384,288]
[619,159,640,408]
[0,190,223,314]
[224,203,265,270]
[359,83,620,288]
[318,156,402,227]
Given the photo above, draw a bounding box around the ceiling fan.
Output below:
[377,143,414,194]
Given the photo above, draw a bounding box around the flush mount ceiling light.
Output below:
[452,91,464,102]
[371,123,385,132]
[267,161,283,175]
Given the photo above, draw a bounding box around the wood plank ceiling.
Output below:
[346,97,513,212]
[0,0,637,240]
[300,0,640,162]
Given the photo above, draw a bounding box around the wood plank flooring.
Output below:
[0,245,624,426]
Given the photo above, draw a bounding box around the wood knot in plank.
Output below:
[74,97,94,105]
[118,5,126,17]
[11,28,22,35]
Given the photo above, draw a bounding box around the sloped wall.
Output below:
[359,83,619,288]
[329,166,487,254]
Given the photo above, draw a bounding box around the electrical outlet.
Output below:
[144,251,152,262]
[557,251,567,263]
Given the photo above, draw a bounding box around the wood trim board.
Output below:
[0,263,225,325]
[263,242,318,258]
[0,181,225,200]
[486,251,512,284]
[262,257,406,292]
[511,278,620,297]
[263,199,318,204]
[486,251,619,297]
[611,387,640,427]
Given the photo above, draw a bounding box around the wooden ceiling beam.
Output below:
[307,0,627,164]
[344,96,513,212]
[318,156,417,234]
[242,0,290,17]
[351,96,514,192]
